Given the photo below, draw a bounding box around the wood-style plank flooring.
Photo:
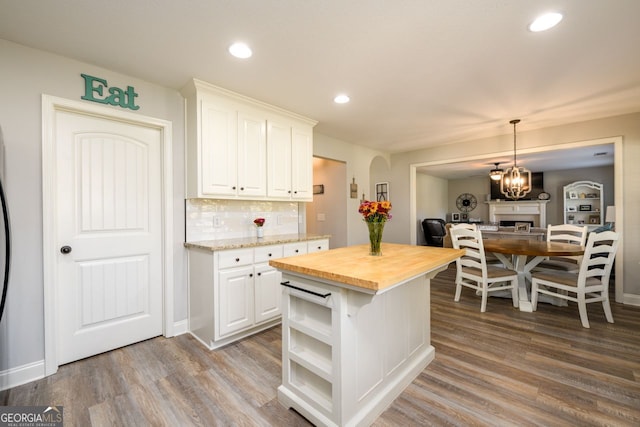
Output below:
[2,265,639,426]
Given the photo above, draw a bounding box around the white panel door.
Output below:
[200,99,238,196]
[267,120,292,199]
[55,109,163,365]
[254,263,282,323]
[237,111,267,197]
[291,126,313,200]
[218,266,254,337]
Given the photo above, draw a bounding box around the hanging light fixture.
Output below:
[489,162,503,181]
[500,119,531,200]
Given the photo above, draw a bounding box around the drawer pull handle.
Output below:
[280,281,331,298]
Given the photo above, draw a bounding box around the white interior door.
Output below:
[55,109,163,365]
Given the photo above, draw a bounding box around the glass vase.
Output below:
[367,221,385,256]
[256,227,264,238]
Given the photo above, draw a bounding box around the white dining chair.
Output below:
[535,224,588,273]
[531,230,619,328]
[450,224,519,312]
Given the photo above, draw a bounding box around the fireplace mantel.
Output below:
[486,200,549,228]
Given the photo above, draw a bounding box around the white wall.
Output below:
[312,133,389,246]
[0,40,186,374]
[388,113,640,298]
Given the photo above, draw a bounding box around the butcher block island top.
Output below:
[270,242,464,292]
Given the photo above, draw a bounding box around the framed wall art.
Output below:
[375,182,389,201]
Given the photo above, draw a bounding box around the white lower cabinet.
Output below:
[188,239,329,349]
[218,265,255,337]
[254,262,283,323]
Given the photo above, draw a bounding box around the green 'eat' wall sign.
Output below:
[81,73,140,110]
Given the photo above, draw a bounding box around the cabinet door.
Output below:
[218,266,254,337]
[254,263,283,323]
[200,100,238,196]
[237,111,267,197]
[291,126,313,201]
[267,120,293,198]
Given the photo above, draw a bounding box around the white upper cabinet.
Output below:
[291,126,313,200]
[199,99,237,196]
[266,120,292,199]
[237,110,267,197]
[182,79,317,201]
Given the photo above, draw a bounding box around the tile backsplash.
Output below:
[185,199,302,242]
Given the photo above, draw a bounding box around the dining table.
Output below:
[482,238,585,312]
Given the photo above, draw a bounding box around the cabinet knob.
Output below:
[317,246,321,250]
[294,191,297,194]
[249,273,253,277]
[235,258,240,262]
[240,187,244,191]
[232,186,236,190]
[295,249,299,253]
[268,253,272,257]
[257,272,261,276]
[60,245,72,254]
[288,190,291,194]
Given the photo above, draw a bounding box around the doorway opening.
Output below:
[306,157,347,248]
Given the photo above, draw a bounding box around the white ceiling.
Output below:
[1,0,638,162]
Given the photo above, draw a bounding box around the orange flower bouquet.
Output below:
[358,200,392,255]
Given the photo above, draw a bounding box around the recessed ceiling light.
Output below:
[529,12,563,32]
[334,94,350,104]
[228,42,252,59]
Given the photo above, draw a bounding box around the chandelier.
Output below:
[489,162,503,181]
[500,119,531,200]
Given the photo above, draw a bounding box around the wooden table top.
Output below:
[483,239,584,257]
[269,243,464,292]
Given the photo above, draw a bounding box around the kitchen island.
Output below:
[269,243,463,427]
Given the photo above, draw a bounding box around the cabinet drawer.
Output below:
[255,244,284,263]
[218,248,254,268]
[307,239,329,253]
[284,242,308,257]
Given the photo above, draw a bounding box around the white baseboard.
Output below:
[623,292,640,306]
[0,359,45,392]
[172,319,188,335]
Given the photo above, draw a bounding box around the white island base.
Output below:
[277,269,440,426]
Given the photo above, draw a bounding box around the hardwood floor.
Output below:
[2,265,639,426]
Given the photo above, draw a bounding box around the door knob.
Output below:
[60,245,72,254]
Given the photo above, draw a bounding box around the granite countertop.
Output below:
[184,233,331,251]
[270,243,464,292]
